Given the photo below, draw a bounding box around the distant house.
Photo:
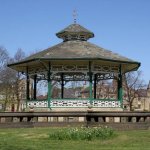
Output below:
[0,94,4,100]
[131,82,150,111]
[0,94,4,110]
[80,79,150,111]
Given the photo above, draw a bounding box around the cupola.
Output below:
[56,24,94,42]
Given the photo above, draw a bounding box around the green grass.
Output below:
[0,127,150,150]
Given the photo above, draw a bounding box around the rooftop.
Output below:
[8,23,140,73]
[56,23,94,41]
[22,40,137,62]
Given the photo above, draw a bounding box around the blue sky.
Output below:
[0,0,150,83]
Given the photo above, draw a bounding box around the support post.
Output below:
[47,62,51,108]
[26,67,30,100]
[118,65,123,107]
[94,74,97,99]
[61,73,64,99]
[33,75,37,99]
[89,61,93,104]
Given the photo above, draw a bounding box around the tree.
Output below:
[123,71,146,111]
[37,80,60,99]
[1,67,16,111]
[96,80,117,99]
[0,47,16,111]
[13,48,26,111]
[0,47,26,111]
[0,46,9,75]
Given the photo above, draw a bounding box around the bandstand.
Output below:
[8,23,140,111]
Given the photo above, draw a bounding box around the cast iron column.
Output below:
[48,62,51,108]
[118,64,123,107]
[61,73,64,99]
[94,74,97,99]
[89,61,93,104]
[26,66,30,100]
[33,74,37,99]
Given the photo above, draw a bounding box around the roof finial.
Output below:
[73,9,77,24]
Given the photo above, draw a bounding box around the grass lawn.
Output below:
[0,127,149,150]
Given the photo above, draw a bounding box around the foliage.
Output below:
[49,126,114,141]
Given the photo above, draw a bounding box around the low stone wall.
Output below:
[0,111,150,130]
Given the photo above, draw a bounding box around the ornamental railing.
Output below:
[26,99,121,108]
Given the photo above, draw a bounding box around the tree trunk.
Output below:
[129,103,132,111]
[17,99,20,111]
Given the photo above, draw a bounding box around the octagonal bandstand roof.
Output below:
[8,23,140,73]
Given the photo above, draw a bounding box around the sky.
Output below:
[0,0,150,84]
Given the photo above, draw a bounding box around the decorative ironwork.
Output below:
[51,100,120,107]
[36,73,48,80]
[51,65,88,72]
[93,101,120,107]
[63,73,89,81]
[27,101,48,108]
[50,72,89,81]
[28,67,46,75]
[50,100,90,107]
[27,65,119,81]
[96,73,117,80]
[93,65,119,73]
[50,74,61,81]
[27,100,120,108]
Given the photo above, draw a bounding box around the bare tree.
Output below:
[37,80,60,99]
[96,80,117,99]
[14,48,25,62]
[0,46,9,74]
[96,81,105,99]
[123,71,146,111]
[13,48,26,111]
[0,47,26,111]
[0,47,16,111]
[1,67,16,111]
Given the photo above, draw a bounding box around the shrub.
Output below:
[49,126,114,141]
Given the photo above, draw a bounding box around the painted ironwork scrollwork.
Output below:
[50,72,89,81]
[93,65,119,73]
[96,73,117,80]
[51,65,89,72]
[27,100,121,108]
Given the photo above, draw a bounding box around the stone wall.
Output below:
[0,111,149,130]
